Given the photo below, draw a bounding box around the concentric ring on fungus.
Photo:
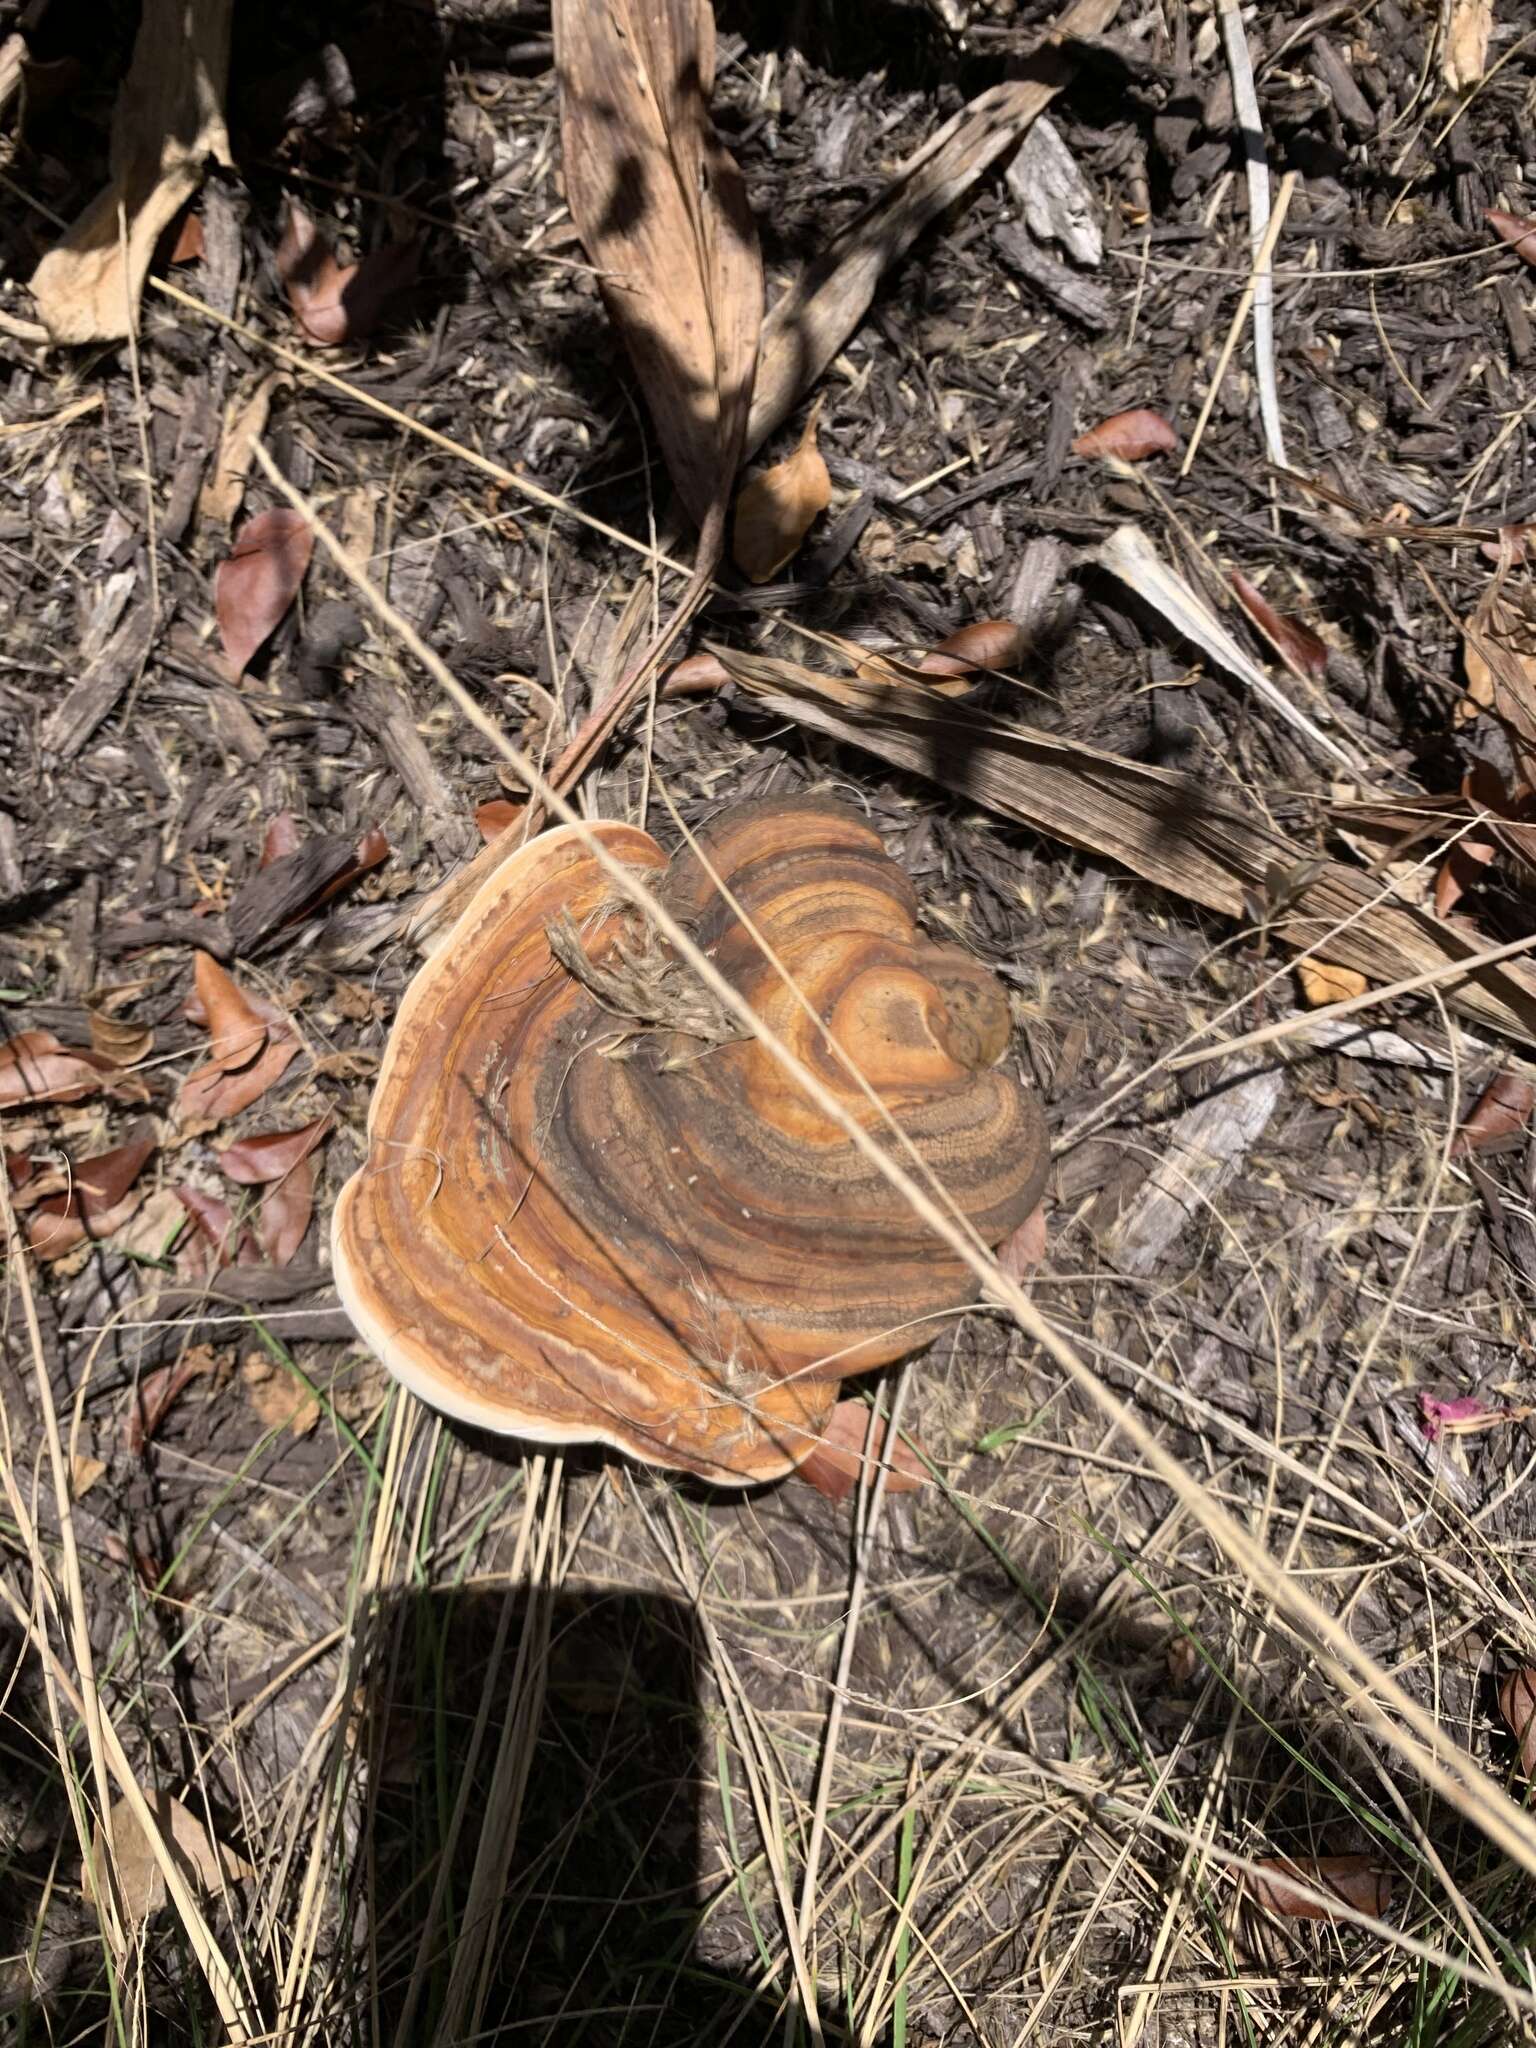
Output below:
[331,796,1047,1484]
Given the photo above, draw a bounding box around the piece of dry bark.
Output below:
[40,601,153,758]
[1104,1065,1286,1274]
[30,0,233,343]
[1005,113,1102,266]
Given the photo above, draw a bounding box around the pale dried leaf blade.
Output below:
[1296,960,1368,1007]
[1444,0,1493,90]
[200,372,287,530]
[747,0,1120,455]
[708,644,1536,1049]
[553,0,762,540]
[30,0,233,343]
[732,400,831,582]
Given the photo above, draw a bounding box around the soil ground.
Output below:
[4,0,1536,2043]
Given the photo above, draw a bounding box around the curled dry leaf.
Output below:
[1249,1854,1393,1923]
[1488,208,1536,268]
[1071,407,1178,462]
[796,1398,930,1502]
[1296,960,1368,1008]
[88,1790,253,1930]
[242,1355,320,1436]
[553,0,762,547]
[732,400,831,584]
[1230,571,1329,683]
[25,1123,157,1261]
[176,953,299,1126]
[475,798,522,844]
[258,1154,315,1267]
[87,994,153,1067]
[0,1029,119,1108]
[216,508,313,680]
[1481,524,1533,565]
[660,651,731,698]
[175,1184,248,1270]
[275,199,419,346]
[168,206,205,264]
[917,619,1029,685]
[1452,1069,1536,1157]
[1434,834,1495,919]
[994,1200,1048,1282]
[29,0,232,343]
[260,810,303,868]
[125,1344,218,1454]
[216,1112,330,1185]
[1500,1668,1536,1778]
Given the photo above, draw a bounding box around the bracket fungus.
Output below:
[332,797,1046,1484]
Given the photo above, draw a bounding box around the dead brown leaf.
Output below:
[275,200,419,346]
[1249,1854,1392,1923]
[0,1030,119,1109]
[1071,407,1178,462]
[260,811,303,868]
[1230,571,1329,683]
[917,619,1029,686]
[1500,1668,1536,1778]
[242,1355,319,1436]
[167,206,204,264]
[732,399,831,583]
[24,1122,157,1261]
[125,1345,217,1454]
[199,371,288,531]
[1452,1070,1536,1157]
[552,0,761,550]
[215,508,313,680]
[796,1399,929,1502]
[215,1112,330,1185]
[474,798,523,844]
[87,1790,253,1929]
[176,954,299,1128]
[1488,208,1536,267]
[257,1153,315,1267]
[87,992,153,1067]
[29,0,232,343]
[174,1184,247,1270]
[994,1200,1048,1282]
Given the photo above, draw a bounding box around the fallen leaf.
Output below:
[1500,1669,1536,1778]
[199,371,288,530]
[661,652,731,699]
[1434,834,1496,919]
[1230,571,1329,683]
[1249,1854,1392,1922]
[1488,208,1536,269]
[87,1790,253,1930]
[125,1346,217,1454]
[1444,0,1493,90]
[475,798,523,843]
[1296,960,1368,1008]
[260,811,303,868]
[215,1112,330,1185]
[242,1355,319,1436]
[733,399,831,583]
[1452,1070,1536,1157]
[215,508,313,680]
[0,1030,118,1108]
[917,619,1029,686]
[174,1184,246,1269]
[86,994,153,1067]
[275,199,419,346]
[1072,407,1178,462]
[1166,1634,1201,1688]
[176,954,299,1127]
[71,1453,107,1497]
[29,0,232,343]
[168,207,204,264]
[257,1154,315,1267]
[796,1399,929,1502]
[1481,524,1533,565]
[25,1123,157,1261]
[995,1201,1048,1282]
[110,1185,186,1264]
[553,0,762,549]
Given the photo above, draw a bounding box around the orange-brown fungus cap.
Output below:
[331,797,1046,1484]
